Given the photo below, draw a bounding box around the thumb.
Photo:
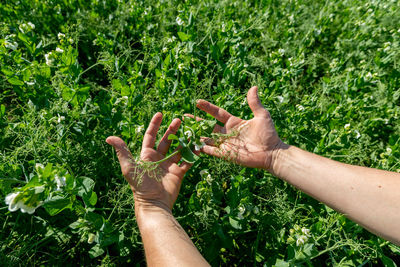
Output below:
[247,86,269,118]
[106,136,135,178]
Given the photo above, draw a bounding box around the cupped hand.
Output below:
[106,113,193,212]
[195,86,283,171]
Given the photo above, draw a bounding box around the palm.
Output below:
[197,86,282,170]
[135,148,186,209]
[106,113,192,211]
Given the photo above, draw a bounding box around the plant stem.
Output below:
[152,150,180,164]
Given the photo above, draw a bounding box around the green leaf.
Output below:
[167,134,179,141]
[42,163,53,179]
[86,212,104,230]
[0,104,5,119]
[177,31,190,42]
[61,85,74,102]
[1,67,14,76]
[89,244,104,258]
[228,217,241,230]
[83,191,97,207]
[7,76,24,86]
[131,94,143,106]
[121,85,130,96]
[389,244,400,255]
[43,195,73,216]
[274,259,290,267]
[181,147,199,163]
[163,53,171,68]
[381,255,397,267]
[77,177,95,197]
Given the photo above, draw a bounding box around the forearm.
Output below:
[135,205,209,267]
[270,144,400,245]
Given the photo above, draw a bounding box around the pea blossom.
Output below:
[296,235,308,246]
[176,16,184,26]
[5,187,44,214]
[184,130,192,138]
[54,175,66,191]
[45,52,55,66]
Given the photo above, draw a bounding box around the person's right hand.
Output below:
[194,86,284,171]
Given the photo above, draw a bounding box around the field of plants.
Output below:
[1,0,400,265]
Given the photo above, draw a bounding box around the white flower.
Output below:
[296,104,305,111]
[354,130,361,139]
[58,32,65,39]
[135,125,144,134]
[178,63,184,71]
[278,48,285,54]
[26,81,35,86]
[301,227,311,237]
[5,192,20,212]
[344,123,351,130]
[54,175,66,190]
[167,36,177,43]
[184,130,192,138]
[386,147,392,154]
[35,163,45,171]
[162,47,168,53]
[68,38,74,44]
[45,52,55,66]
[27,22,35,29]
[57,114,65,123]
[5,192,41,214]
[237,205,246,219]
[199,170,209,176]
[19,24,27,33]
[296,235,308,246]
[88,233,96,244]
[176,16,184,26]
[19,22,35,33]
[238,206,245,214]
[56,47,64,53]
[276,96,284,103]
[4,41,18,50]
[34,186,45,194]
[194,141,205,151]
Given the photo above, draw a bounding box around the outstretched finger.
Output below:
[183,114,224,133]
[142,112,163,150]
[106,136,135,179]
[201,144,222,158]
[196,100,233,124]
[157,118,181,155]
[247,86,269,118]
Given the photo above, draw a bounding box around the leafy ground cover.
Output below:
[1,0,400,265]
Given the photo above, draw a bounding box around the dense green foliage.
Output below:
[1,0,400,265]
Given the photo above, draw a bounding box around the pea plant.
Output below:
[166,115,216,163]
[134,115,216,185]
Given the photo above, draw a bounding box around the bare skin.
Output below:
[106,113,209,267]
[195,86,400,246]
[106,86,399,266]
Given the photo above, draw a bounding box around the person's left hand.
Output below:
[106,112,193,212]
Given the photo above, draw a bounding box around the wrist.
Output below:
[265,141,289,174]
[135,202,174,232]
[135,199,172,215]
